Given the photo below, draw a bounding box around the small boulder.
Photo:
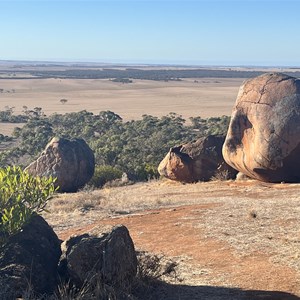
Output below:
[235,172,252,181]
[223,73,300,182]
[59,225,137,289]
[158,135,237,182]
[0,215,61,299]
[25,137,95,192]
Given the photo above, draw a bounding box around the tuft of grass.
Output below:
[20,250,180,299]
[210,169,231,181]
[136,251,178,283]
[53,277,118,300]
[47,192,103,213]
[249,210,257,219]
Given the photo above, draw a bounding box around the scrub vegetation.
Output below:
[0,108,230,181]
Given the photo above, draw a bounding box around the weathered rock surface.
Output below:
[59,225,137,289]
[25,137,95,192]
[158,135,237,182]
[235,172,252,181]
[0,215,61,299]
[223,73,300,182]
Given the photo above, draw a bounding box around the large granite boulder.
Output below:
[0,215,61,299]
[158,135,237,182]
[25,137,95,192]
[223,73,300,182]
[59,225,137,289]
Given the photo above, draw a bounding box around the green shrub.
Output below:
[89,165,123,188]
[134,163,159,181]
[0,166,57,244]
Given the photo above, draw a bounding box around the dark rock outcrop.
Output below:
[25,137,95,192]
[0,215,61,299]
[59,225,137,289]
[223,73,300,182]
[158,135,237,182]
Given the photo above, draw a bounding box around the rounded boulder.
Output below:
[223,73,300,182]
[158,135,237,182]
[25,137,95,192]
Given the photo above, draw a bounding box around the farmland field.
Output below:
[1,63,299,135]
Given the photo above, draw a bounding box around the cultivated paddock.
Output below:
[0,77,243,125]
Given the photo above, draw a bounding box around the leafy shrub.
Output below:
[0,166,56,244]
[89,165,123,188]
[134,163,159,181]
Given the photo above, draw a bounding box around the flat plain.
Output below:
[1,63,299,136]
[0,77,243,136]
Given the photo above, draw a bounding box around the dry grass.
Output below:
[199,184,300,270]
[44,179,300,237]
[43,179,300,297]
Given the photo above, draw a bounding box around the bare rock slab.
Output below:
[25,137,95,192]
[223,73,300,182]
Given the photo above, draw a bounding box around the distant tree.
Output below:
[111,78,133,84]
[60,98,68,105]
[25,107,45,119]
[0,106,14,122]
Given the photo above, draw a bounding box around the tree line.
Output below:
[0,108,230,181]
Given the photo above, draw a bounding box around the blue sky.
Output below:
[1,0,299,66]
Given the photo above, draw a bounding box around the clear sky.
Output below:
[1,0,300,66]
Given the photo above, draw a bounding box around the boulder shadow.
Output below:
[133,281,300,300]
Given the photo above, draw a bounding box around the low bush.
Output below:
[136,251,178,283]
[0,166,57,245]
[89,165,123,188]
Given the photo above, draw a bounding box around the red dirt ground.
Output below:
[59,201,300,300]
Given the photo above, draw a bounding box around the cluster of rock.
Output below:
[25,74,300,187]
[0,217,137,299]
[1,136,137,298]
[159,72,300,184]
[25,137,95,192]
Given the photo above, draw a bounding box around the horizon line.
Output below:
[0,59,299,69]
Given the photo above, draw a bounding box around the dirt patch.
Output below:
[45,180,300,299]
[59,204,299,296]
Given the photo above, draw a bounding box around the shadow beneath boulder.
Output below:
[134,281,300,300]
